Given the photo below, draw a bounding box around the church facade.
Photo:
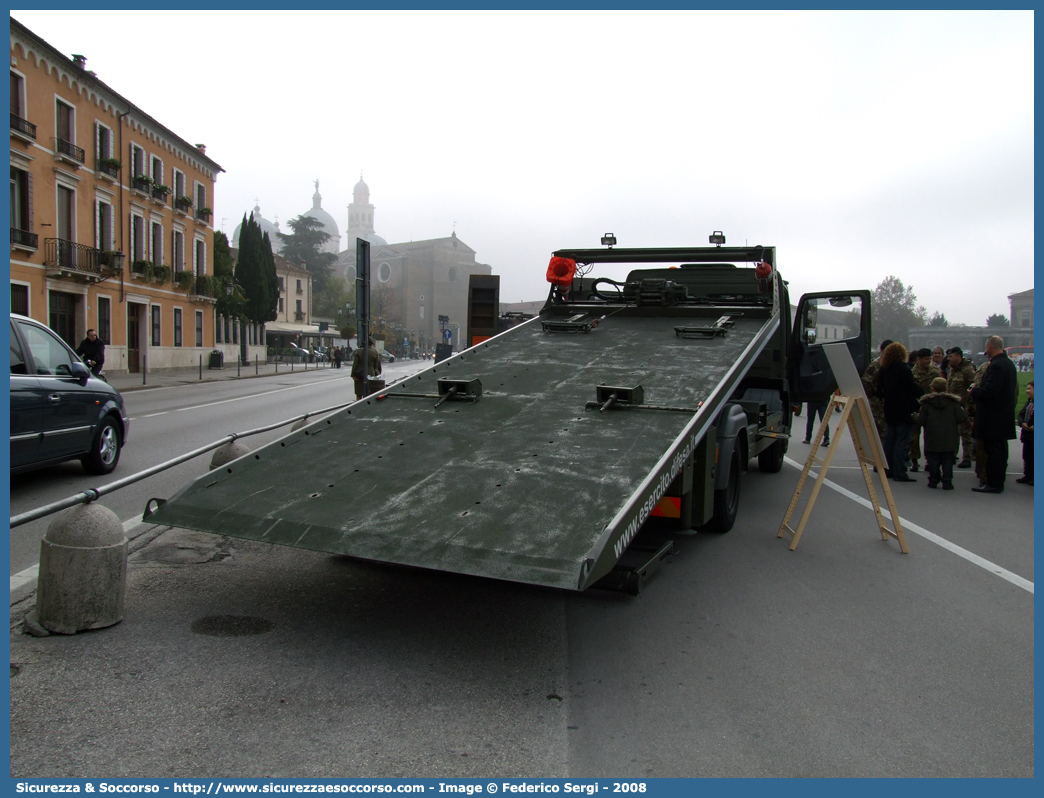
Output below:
[335,177,491,352]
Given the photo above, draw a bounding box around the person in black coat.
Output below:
[969,335,1018,493]
[75,329,105,376]
[876,342,924,481]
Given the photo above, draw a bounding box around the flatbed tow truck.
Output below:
[147,238,870,593]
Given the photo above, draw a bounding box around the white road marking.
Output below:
[783,456,1033,594]
[171,377,347,413]
[11,516,150,593]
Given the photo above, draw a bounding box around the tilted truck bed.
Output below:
[147,303,778,591]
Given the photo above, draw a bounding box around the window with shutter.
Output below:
[10,72,24,117]
[151,222,163,266]
[98,297,111,344]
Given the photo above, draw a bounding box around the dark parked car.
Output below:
[10,313,130,475]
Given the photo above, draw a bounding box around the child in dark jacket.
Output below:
[917,377,968,490]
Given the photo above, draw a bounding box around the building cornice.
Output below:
[10,17,225,180]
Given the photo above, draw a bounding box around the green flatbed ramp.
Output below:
[148,304,776,590]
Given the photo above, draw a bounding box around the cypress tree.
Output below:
[261,232,279,322]
[237,213,277,324]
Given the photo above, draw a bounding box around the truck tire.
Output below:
[704,447,740,533]
[758,439,786,473]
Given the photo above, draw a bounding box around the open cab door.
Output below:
[789,290,872,404]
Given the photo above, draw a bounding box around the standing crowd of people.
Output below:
[855,335,1031,492]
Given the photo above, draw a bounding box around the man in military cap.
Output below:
[970,357,992,484]
[351,337,383,401]
[945,346,977,468]
[907,347,941,471]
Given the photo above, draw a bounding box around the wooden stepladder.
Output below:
[777,393,909,553]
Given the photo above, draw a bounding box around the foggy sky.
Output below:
[12,10,1034,325]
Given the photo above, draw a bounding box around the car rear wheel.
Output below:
[82,417,122,475]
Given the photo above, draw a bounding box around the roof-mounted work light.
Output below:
[600,233,617,248]
[709,230,726,246]
[546,256,577,288]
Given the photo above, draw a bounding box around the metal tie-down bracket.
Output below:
[674,314,736,339]
[542,313,605,334]
[585,384,701,415]
[380,378,482,408]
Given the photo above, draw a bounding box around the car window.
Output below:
[10,321,28,375]
[17,321,76,376]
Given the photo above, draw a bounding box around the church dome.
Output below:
[354,231,387,247]
[302,181,341,254]
[232,204,282,252]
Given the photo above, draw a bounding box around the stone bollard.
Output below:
[35,504,127,635]
[209,440,250,470]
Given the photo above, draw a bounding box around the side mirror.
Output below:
[70,360,91,385]
[805,329,818,345]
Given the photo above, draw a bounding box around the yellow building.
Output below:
[10,18,224,374]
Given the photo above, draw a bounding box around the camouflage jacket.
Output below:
[911,363,940,392]
[965,361,990,417]
[946,358,977,409]
[862,357,883,401]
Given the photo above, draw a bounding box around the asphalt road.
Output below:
[9,359,428,577]
[8,386,1034,777]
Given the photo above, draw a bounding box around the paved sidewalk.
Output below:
[105,358,344,393]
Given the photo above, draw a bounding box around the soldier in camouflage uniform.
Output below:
[908,348,942,471]
[945,347,977,467]
[969,358,991,483]
[861,340,893,446]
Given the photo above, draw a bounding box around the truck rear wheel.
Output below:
[704,447,740,533]
[758,439,786,473]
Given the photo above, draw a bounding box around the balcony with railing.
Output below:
[151,184,170,204]
[174,196,193,214]
[11,113,36,141]
[11,228,38,250]
[295,311,305,322]
[43,238,122,281]
[96,158,120,179]
[55,138,85,166]
[132,175,152,194]
[195,207,212,224]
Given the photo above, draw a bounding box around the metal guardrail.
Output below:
[10,400,355,529]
